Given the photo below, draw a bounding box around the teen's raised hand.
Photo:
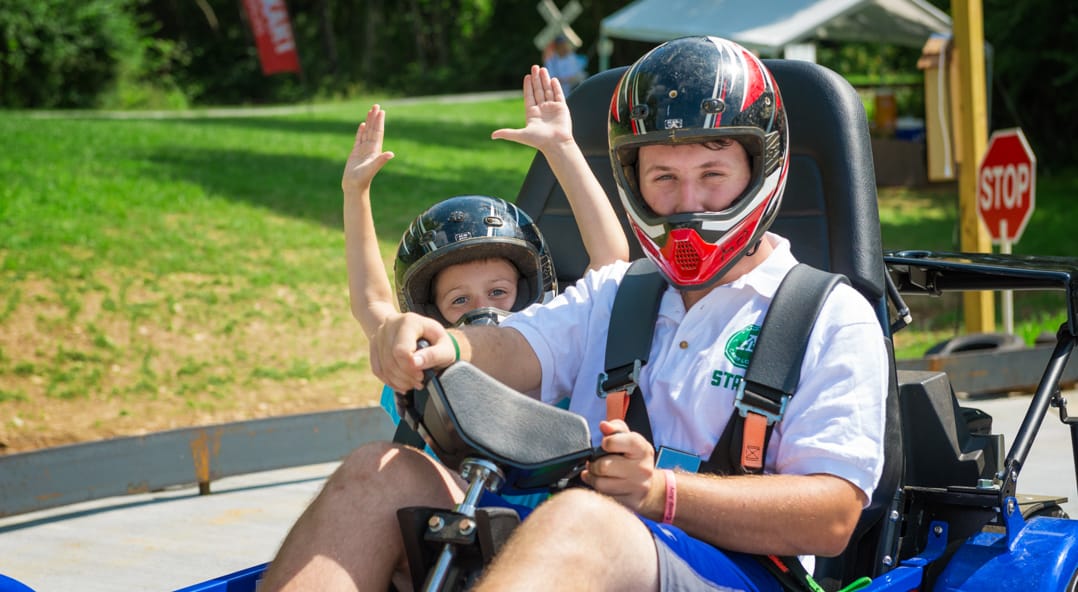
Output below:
[491,65,574,152]
[342,104,395,194]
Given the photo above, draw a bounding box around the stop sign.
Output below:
[977,128,1036,244]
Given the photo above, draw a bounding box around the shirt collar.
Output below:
[720,233,796,298]
[656,233,796,320]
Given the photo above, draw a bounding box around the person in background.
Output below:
[543,34,586,94]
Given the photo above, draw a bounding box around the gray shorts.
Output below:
[653,532,747,592]
[645,519,780,592]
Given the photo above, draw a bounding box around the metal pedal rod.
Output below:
[423,458,504,592]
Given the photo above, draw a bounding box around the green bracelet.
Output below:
[448,332,461,362]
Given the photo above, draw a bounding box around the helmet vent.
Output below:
[702,98,725,114]
[672,238,701,272]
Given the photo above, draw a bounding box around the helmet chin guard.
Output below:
[452,307,510,328]
[608,36,790,290]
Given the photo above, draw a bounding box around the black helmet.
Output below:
[609,36,789,290]
[394,195,557,325]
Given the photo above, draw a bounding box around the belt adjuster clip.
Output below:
[596,359,643,399]
[733,381,789,425]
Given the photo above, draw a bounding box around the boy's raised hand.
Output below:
[342,104,395,194]
[491,65,574,152]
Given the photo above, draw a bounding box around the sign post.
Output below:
[976,127,1037,334]
[953,0,993,334]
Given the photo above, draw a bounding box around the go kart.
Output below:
[171,59,1078,591]
[179,248,1078,592]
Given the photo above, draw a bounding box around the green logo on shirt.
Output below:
[724,324,760,369]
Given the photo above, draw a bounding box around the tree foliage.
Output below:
[2,0,1072,168]
[132,0,630,104]
[0,0,141,107]
[982,0,1078,170]
[928,0,1077,169]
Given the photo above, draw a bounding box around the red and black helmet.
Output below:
[609,36,789,290]
[394,195,557,326]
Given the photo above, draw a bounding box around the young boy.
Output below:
[343,65,627,340]
[343,66,629,445]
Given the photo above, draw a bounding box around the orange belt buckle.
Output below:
[740,411,768,471]
[733,382,789,472]
[605,390,630,422]
[598,360,642,422]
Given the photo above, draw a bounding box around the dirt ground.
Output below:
[0,273,386,456]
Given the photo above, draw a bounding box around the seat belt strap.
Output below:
[392,390,429,449]
[764,554,828,592]
[741,412,769,471]
[603,261,850,592]
[598,259,666,444]
[605,391,629,422]
[600,261,847,478]
[393,421,427,449]
[707,264,849,475]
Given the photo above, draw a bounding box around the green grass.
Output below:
[0,97,539,449]
[1,96,1076,449]
[878,178,1078,358]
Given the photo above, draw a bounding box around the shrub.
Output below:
[97,35,196,110]
[0,0,143,107]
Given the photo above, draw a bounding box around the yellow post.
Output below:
[952,0,995,333]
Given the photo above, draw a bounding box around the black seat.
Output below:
[516,60,904,587]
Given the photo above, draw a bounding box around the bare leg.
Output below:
[260,441,465,591]
[473,488,660,592]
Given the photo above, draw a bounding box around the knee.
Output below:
[327,441,417,491]
[324,440,455,502]
[529,488,629,536]
[542,487,608,513]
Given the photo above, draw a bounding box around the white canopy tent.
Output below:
[598,0,951,70]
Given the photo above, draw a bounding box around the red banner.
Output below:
[242,0,301,75]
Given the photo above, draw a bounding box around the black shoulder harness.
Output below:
[600,259,849,592]
[600,260,849,474]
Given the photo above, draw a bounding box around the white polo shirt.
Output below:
[503,233,887,501]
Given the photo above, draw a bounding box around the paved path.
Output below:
[968,392,1077,515]
[0,462,337,591]
[1,393,1076,591]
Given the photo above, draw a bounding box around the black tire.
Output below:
[925,332,1026,356]
[1025,503,1069,520]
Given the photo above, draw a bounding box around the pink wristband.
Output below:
[662,469,677,524]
